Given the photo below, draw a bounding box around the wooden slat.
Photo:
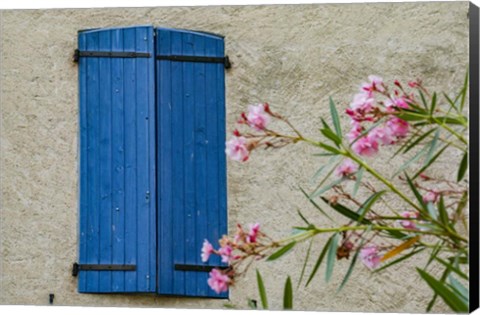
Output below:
[157,28,174,295]
[183,32,198,296]
[123,27,137,292]
[98,29,113,292]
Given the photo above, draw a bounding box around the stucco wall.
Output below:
[0,2,470,312]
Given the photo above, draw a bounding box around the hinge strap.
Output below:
[174,264,229,272]
[72,262,136,276]
[73,49,151,62]
[156,55,231,69]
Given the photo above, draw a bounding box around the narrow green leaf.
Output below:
[298,239,313,288]
[321,127,342,146]
[283,276,293,310]
[306,236,332,286]
[457,152,468,182]
[310,178,345,199]
[425,241,443,268]
[374,248,424,273]
[412,144,448,180]
[443,92,461,114]
[405,174,428,213]
[435,257,468,280]
[352,167,364,197]
[267,242,296,261]
[330,97,342,137]
[403,128,436,154]
[419,90,429,111]
[311,156,339,182]
[437,195,450,227]
[393,144,429,177]
[448,275,469,301]
[396,110,428,122]
[296,208,311,225]
[459,70,469,112]
[321,197,370,224]
[247,299,257,309]
[426,267,451,312]
[317,142,343,155]
[325,233,340,282]
[299,187,334,222]
[427,202,438,221]
[256,270,268,309]
[430,92,437,114]
[424,129,440,167]
[337,247,360,292]
[357,191,386,223]
[417,268,468,312]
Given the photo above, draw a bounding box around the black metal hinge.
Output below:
[174,264,229,272]
[73,49,151,62]
[156,55,231,69]
[72,262,136,277]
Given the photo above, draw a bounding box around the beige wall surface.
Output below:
[0,2,470,312]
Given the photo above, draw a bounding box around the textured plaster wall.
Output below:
[0,2,470,312]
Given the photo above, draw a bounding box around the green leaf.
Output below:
[352,166,364,197]
[393,144,429,177]
[310,178,345,199]
[425,241,443,268]
[426,267,451,312]
[412,144,448,180]
[403,128,437,155]
[396,109,429,122]
[405,174,428,213]
[283,276,293,310]
[419,91,429,111]
[321,127,342,146]
[374,248,424,273]
[459,70,469,112]
[337,247,360,292]
[435,257,468,280]
[311,155,340,182]
[427,202,438,221]
[417,268,468,312]
[256,270,268,309]
[317,142,343,155]
[457,152,468,182]
[267,242,296,261]
[306,236,332,286]
[321,197,371,224]
[357,191,386,223]
[325,233,339,282]
[247,299,257,309]
[298,239,313,287]
[448,275,469,301]
[430,92,437,114]
[299,187,334,222]
[424,129,440,167]
[437,195,450,228]
[330,97,342,138]
[296,208,311,225]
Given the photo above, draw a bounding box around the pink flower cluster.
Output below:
[201,223,263,294]
[346,76,412,157]
[335,158,358,178]
[399,211,420,230]
[225,103,272,162]
[360,245,381,269]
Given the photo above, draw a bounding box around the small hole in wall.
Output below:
[49,293,54,305]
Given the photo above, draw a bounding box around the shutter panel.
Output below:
[78,26,156,293]
[156,28,228,298]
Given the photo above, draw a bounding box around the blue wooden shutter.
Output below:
[156,28,228,298]
[78,26,156,293]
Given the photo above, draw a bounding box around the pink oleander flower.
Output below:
[201,239,214,263]
[218,245,233,263]
[335,159,358,177]
[400,211,419,230]
[423,191,439,204]
[362,75,385,93]
[360,245,381,269]
[350,93,375,111]
[247,223,260,243]
[385,97,409,110]
[369,126,394,145]
[247,103,271,131]
[351,135,379,157]
[386,117,409,138]
[207,269,230,294]
[225,136,249,162]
